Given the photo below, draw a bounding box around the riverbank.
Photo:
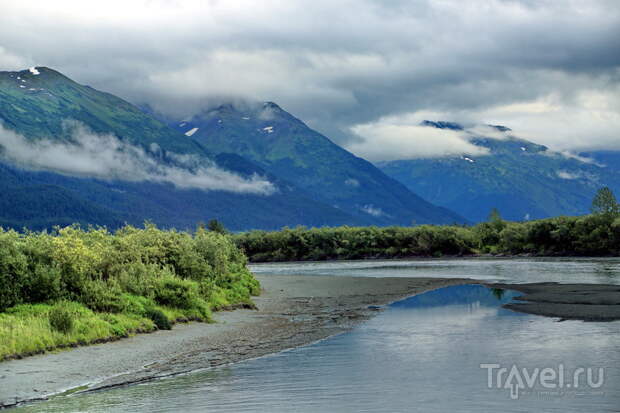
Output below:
[2,274,619,409]
[0,274,468,409]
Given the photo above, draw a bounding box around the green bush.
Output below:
[0,223,262,358]
[0,230,28,311]
[153,276,200,309]
[0,223,259,320]
[145,308,171,330]
[234,214,620,262]
[49,305,74,334]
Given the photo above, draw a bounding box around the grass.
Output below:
[0,296,229,360]
[0,281,262,361]
[0,302,154,359]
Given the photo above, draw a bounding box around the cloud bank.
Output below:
[0,123,275,195]
[0,0,619,153]
[347,121,490,161]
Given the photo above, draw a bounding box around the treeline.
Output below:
[234,213,620,262]
[0,224,259,360]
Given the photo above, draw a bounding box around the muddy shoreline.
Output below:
[2,274,619,409]
[491,282,620,321]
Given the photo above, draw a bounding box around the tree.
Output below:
[487,207,505,232]
[591,187,620,216]
[207,219,228,235]
[488,208,502,223]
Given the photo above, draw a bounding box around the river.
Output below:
[16,258,620,412]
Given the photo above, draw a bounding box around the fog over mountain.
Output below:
[0,122,275,195]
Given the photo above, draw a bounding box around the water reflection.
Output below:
[491,287,505,300]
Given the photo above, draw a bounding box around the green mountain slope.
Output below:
[377,122,620,222]
[165,102,465,225]
[0,67,363,230]
[0,67,205,155]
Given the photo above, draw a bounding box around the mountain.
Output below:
[0,67,364,230]
[377,121,620,222]
[0,67,205,155]
[162,102,465,225]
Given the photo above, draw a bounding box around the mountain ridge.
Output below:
[160,101,466,225]
[377,120,620,222]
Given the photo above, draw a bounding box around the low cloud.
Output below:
[347,118,490,161]
[477,87,620,152]
[344,178,360,187]
[361,204,386,217]
[556,170,581,180]
[466,125,512,140]
[0,122,275,195]
[556,151,600,165]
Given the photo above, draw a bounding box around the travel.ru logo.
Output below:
[480,363,605,399]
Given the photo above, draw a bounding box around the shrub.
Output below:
[49,305,74,334]
[145,308,171,330]
[0,230,28,311]
[153,276,200,309]
[0,223,261,359]
[23,264,64,304]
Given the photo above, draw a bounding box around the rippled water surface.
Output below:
[250,257,620,284]
[18,282,620,412]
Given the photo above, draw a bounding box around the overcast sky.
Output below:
[1,0,619,160]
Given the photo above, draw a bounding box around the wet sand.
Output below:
[2,274,619,409]
[490,282,620,321]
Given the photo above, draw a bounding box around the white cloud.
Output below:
[361,204,385,217]
[465,125,512,140]
[556,151,600,165]
[556,170,580,180]
[347,117,490,161]
[0,122,275,195]
[477,86,620,151]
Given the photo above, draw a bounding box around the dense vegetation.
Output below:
[235,200,620,262]
[0,224,259,360]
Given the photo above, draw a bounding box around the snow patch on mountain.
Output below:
[185,127,199,137]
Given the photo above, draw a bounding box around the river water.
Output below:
[16,258,620,412]
[250,257,620,285]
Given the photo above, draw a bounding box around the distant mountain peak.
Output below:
[420,120,464,130]
[486,124,512,132]
[163,103,466,225]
